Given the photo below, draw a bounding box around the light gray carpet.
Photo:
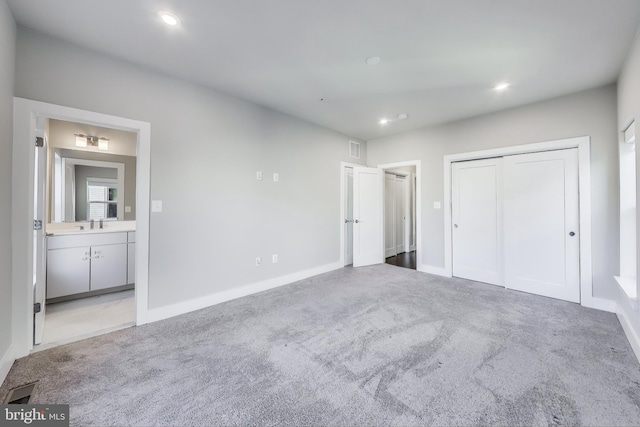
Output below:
[2,264,640,426]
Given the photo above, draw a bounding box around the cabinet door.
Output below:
[47,247,91,298]
[90,243,128,291]
[127,243,135,285]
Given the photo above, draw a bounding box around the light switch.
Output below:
[256,171,263,180]
[433,202,442,209]
[125,206,132,213]
[152,200,163,212]
[273,173,279,182]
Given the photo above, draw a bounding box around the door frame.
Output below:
[378,160,422,270]
[442,136,610,311]
[12,98,152,358]
[383,170,410,258]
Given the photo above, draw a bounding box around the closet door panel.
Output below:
[503,149,580,303]
[451,158,502,285]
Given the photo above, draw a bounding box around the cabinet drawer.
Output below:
[48,232,128,250]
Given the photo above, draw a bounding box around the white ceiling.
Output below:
[7,0,640,141]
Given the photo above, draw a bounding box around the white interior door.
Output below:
[344,168,354,266]
[353,166,384,267]
[394,176,406,254]
[503,149,580,303]
[384,173,396,257]
[452,158,502,285]
[33,120,47,345]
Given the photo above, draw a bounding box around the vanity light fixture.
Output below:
[75,135,87,148]
[74,134,110,151]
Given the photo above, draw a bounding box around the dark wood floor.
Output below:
[385,251,416,270]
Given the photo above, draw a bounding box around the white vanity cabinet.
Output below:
[90,244,128,291]
[46,246,91,298]
[47,232,128,299]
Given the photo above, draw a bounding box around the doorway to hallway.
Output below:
[340,160,422,272]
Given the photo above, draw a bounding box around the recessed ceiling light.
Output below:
[366,56,381,65]
[379,118,389,125]
[494,82,510,91]
[398,113,409,120]
[159,11,179,26]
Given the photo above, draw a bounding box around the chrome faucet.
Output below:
[90,219,95,229]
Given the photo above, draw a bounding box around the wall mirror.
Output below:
[47,119,137,224]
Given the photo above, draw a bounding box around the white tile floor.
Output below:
[35,290,135,351]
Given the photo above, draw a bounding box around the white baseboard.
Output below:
[581,296,617,313]
[145,261,343,324]
[616,305,640,364]
[418,264,451,277]
[0,345,15,387]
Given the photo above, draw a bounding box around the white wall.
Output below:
[0,0,15,364]
[367,85,619,300]
[617,25,640,356]
[14,28,366,310]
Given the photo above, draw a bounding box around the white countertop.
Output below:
[46,220,136,236]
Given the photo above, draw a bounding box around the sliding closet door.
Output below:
[451,158,502,285]
[503,149,580,303]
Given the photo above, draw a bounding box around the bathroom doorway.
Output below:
[34,118,138,350]
[12,98,151,357]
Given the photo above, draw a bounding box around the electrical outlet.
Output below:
[273,173,279,182]
[272,254,278,263]
[255,257,262,267]
[256,171,263,180]
[433,201,442,209]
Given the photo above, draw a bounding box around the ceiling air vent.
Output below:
[349,141,360,159]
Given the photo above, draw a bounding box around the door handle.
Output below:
[344,219,354,223]
[569,231,575,236]
[355,219,361,223]
[454,224,459,228]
